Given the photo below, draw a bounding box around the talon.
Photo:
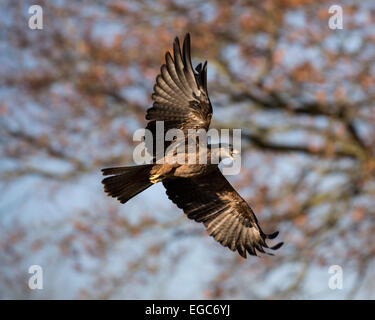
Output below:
[150,174,160,184]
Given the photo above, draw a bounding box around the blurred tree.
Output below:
[0,0,374,299]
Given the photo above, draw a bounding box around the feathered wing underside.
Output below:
[145,34,213,160]
[163,168,283,258]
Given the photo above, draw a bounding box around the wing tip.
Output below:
[238,250,247,259]
[270,242,284,251]
[265,231,283,254]
[174,36,181,48]
[266,231,279,239]
[184,32,191,43]
[195,63,202,73]
[165,51,173,63]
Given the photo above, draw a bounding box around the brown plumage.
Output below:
[101,34,283,258]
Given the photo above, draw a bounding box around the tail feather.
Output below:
[102,166,145,176]
[101,165,154,204]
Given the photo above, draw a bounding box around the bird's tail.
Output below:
[101,164,154,204]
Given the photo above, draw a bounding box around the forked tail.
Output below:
[101,165,154,204]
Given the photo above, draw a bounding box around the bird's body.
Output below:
[101,34,283,258]
[149,163,216,183]
[149,143,229,181]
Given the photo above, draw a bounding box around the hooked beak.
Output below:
[230,149,240,160]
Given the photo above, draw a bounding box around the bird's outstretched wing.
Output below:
[163,168,283,258]
[145,34,212,160]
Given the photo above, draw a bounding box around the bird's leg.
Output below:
[149,174,161,184]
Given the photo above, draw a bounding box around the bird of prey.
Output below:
[101,34,283,258]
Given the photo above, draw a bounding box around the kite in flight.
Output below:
[101,34,283,258]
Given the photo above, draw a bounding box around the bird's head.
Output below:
[210,143,240,163]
